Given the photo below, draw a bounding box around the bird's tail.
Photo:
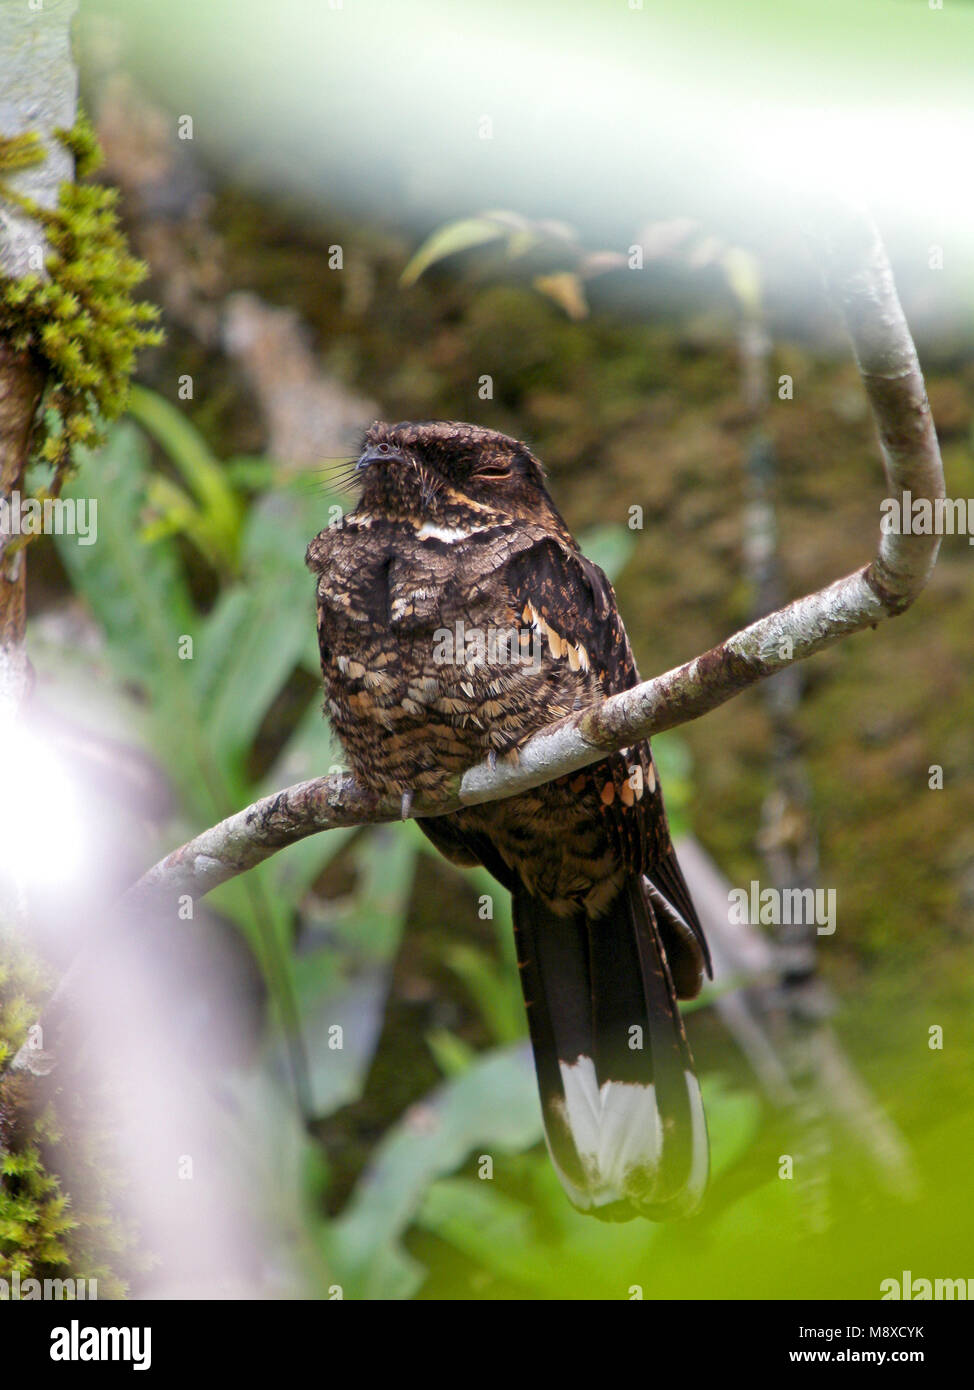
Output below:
[512,875,709,1221]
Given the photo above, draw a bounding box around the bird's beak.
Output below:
[355,447,405,472]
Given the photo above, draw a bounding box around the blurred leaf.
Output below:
[426,1028,476,1078]
[58,425,196,680]
[335,828,418,962]
[127,384,244,574]
[192,484,330,769]
[417,1179,559,1294]
[578,523,637,582]
[701,1074,763,1178]
[56,425,210,799]
[293,964,392,1119]
[325,1044,541,1299]
[268,824,418,1117]
[416,1162,663,1297]
[532,271,588,320]
[194,586,308,771]
[654,736,693,836]
[722,246,763,316]
[401,216,512,287]
[504,227,543,260]
[466,865,518,972]
[439,942,524,1045]
[224,455,278,491]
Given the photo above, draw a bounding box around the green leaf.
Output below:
[426,1028,477,1078]
[224,455,278,491]
[415,1165,659,1298]
[127,384,236,517]
[416,1179,552,1292]
[414,1074,761,1298]
[438,942,525,1045]
[57,424,196,681]
[192,486,325,769]
[193,587,308,770]
[127,384,244,572]
[291,958,393,1119]
[578,523,636,582]
[335,827,418,962]
[400,216,512,287]
[532,271,589,320]
[56,424,211,801]
[325,1045,542,1299]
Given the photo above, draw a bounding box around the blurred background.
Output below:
[4,0,974,1299]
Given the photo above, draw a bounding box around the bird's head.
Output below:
[351,420,567,534]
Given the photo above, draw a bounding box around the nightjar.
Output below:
[306,421,711,1220]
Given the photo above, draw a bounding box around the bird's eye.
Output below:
[377,443,391,454]
[475,465,511,481]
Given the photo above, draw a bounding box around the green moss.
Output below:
[54,109,102,181]
[0,132,46,175]
[0,935,136,1296]
[0,109,162,514]
[0,939,74,1281]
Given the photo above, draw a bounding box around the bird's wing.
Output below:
[504,535,638,694]
[417,533,710,989]
[502,536,712,989]
[502,536,661,864]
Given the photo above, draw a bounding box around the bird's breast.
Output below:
[311,518,580,796]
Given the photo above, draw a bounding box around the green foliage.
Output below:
[0,937,131,1296]
[127,384,245,576]
[53,109,102,180]
[323,1046,543,1299]
[401,214,517,287]
[0,924,73,1281]
[0,109,161,508]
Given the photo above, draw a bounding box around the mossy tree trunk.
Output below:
[0,0,83,1291]
[0,0,78,720]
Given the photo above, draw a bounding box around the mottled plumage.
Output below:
[307,420,711,1219]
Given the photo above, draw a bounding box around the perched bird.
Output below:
[306,420,711,1220]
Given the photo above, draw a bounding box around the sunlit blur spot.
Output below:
[0,715,88,892]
